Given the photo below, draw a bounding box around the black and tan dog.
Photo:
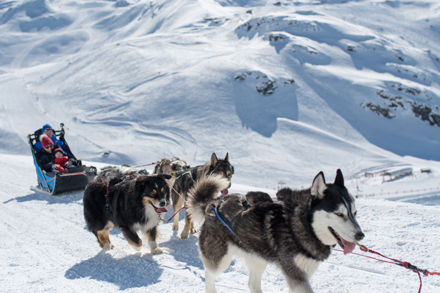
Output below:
[83,174,172,253]
[171,153,234,239]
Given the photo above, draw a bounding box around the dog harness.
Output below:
[175,171,195,183]
[214,204,238,238]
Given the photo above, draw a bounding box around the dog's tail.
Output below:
[187,174,230,225]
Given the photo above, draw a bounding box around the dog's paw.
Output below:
[131,245,142,252]
[103,243,114,251]
[151,247,163,254]
[172,222,179,230]
[180,230,189,239]
[190,228,198,234]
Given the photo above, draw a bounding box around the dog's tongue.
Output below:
[221,189,228,196]
[157,207,167,213]
[341,237,356,255]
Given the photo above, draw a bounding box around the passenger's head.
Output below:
[42,124,54,138]
[41,137,54,152]
[54,148,64,158]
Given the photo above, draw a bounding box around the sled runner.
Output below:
[28,123,97,195]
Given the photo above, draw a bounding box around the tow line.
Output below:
[335,243,440,293]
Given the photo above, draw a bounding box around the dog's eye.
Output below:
[335,213,344,218]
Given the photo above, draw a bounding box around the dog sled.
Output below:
[28,123,97,195]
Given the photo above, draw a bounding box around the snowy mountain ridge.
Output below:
[1,1,440,187]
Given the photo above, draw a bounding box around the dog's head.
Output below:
[155,157,190,175]
[135,174,172,213]
[204,153,234,195]
[310,169,364,254]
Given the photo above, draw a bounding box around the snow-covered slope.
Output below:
[1,153,440,292]
[1,0,440,189]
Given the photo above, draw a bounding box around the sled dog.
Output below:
[95,164,148,180]
[187,170,364,293]
[83,174,172,253]
[172,153,234,239]
[153,157,190,175]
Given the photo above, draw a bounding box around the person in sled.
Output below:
[34,124,69,155]
[53,148,75,173]
[36,137,59,173]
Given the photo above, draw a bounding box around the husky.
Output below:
[96,164,148,180]
[187,170,364,293]
[172,153,234,239]
[153,157,190,175]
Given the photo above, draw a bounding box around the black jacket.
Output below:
[36,149,56,172]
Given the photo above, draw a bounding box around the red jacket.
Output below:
[54,157,69,172]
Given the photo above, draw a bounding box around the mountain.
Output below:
[1,0,440,188]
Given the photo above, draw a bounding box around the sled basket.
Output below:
[28,123,97,195]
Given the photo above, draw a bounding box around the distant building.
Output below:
[382,168,413,182]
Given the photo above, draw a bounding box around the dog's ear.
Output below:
[334,169,344,188]
[224,152,229,162]
[134,176,148,194]
[211,153,218,166]
[311,171,326,199]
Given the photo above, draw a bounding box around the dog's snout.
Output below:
[159,200,166,207]
[355,231,365,241]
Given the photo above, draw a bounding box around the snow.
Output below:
[1,0,440,292]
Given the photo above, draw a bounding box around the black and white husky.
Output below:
[187,170,364,293]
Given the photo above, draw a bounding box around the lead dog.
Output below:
[172,153,234,239]
[187,170,364,293]
[83,174,172,253]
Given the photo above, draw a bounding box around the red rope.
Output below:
[335,244,440,293]
[159,206,188,223]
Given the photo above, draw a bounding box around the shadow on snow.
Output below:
[65,250,164,290]
[3,190,84,205]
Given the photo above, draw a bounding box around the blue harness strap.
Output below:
[214,206,238,238]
